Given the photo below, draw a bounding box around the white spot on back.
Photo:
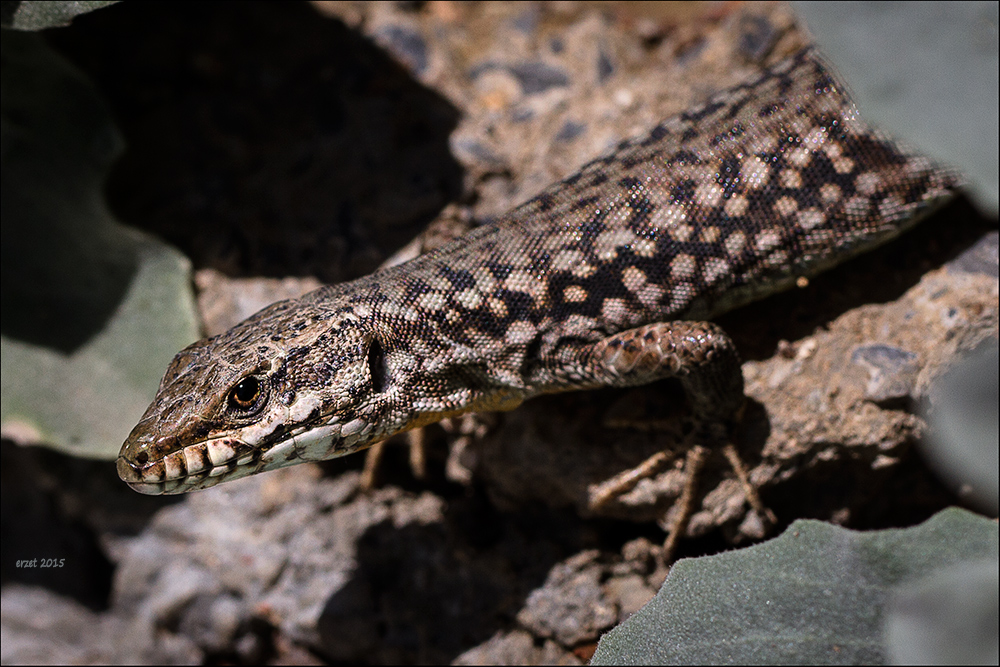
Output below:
[725,195,749,217]
[488,298,507,318]
[601,298,628,323]
[632,238,656,258]
[472,267,497,293]
[755,229,782,253]
[773,197,798,217]
[833,156,855,174]
[724,230,747,257]
[671,253,697,279]
[695,182,724,208]
[454,289,483,310]
[803,126,828,147]
[820,183,842,204]
[563,285,588,303]
[780,169,802,189]
[648,204,687,230]
[553,249,584,271]
[418,291,447,311]
[855,172,882,195]
[506,320,537,345]
[796,208,826,229]
[702,257,731,285]
[699,226,721,243]
[622,266,647,292]
[668,223,694,243]
[788,146,812,168]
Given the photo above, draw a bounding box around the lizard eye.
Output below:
[228,376,264,413]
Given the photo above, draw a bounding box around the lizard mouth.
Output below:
[116,416,374,495]
[116,436,266,495]
[117,429,325,495]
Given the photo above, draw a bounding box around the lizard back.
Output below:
[306,47,956,389]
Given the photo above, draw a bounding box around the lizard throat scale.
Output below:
[118,48,959,495]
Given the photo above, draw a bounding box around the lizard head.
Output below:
[117,293,402,494]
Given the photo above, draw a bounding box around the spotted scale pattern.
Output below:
[118,48,959,494]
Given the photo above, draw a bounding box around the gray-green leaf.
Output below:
[0,30,199,459]
[592,508,998,665]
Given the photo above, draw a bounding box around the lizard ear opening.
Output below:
[367,338,387,394]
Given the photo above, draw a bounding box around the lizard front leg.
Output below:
[553,320,769,564]
[577,320,745,426]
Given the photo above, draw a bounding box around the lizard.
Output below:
[117,47,959,510]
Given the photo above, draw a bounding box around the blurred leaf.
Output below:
[592,508,998,665]
[0,30,199,459]
[886,559,998,665]
[922,340,1000,515]
[794,1,999,214]
[1,0,117,31]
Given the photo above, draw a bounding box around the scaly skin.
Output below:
[118,48,958,494]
